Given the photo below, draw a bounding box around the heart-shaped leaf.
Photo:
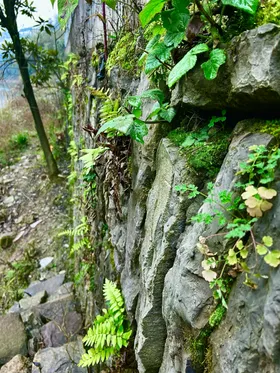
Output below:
[139,0,166,27]
[201,48,226,80]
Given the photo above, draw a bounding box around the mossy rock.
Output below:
[106,31,141,76]
[0,234,14,249]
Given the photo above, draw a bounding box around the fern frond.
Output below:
[103,279,124,310]
[89,87,110,100]
[99,97,121,124]
[79,279,131,367]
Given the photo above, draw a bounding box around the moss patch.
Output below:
[256,0,280,25]
[189,327,212,373]
[188,137,229,178]
[106,31,141,76]
[168,128,230,178]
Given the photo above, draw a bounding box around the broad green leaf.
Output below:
[201,49,226,80]
[139,0,166,27]
[164,31,185,48]
[256,244,268,255]
[129,120,148,144]
[172,0,190,12]
[102,0,117,10]
[181,135,195,147]
[145,53,162,73]
[139,35,160,64]
[140,89,165,104]
[159,107,176,122]
[161,10,190,33]
[168,44,209,87]
[58,0,79,29]
[133,108,142,118]
[147,102,161,119]
[190,43,210,55]
[145,43,171,73]
[50,0,56,5]
[97,114,135,135]
[127,96,142,108]
[264,250,280,267]
[262,236,273,247]
[221,0,259,14]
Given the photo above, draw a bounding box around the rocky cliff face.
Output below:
[67,2,280,372]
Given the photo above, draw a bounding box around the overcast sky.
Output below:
[17,0,58,29]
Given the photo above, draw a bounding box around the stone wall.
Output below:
[66,2,280,372]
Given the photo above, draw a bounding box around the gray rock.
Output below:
[8,302,20,313]
[134,139,198,373]
[0,355,30,373]
[3,196,15,207]
[39,257,54,269]
[28,329,42,358]
[0,313,27,365]
[34,294,77,324]
[121,75,171,318]
[19,291,47,310]
[210,179,280,373]
[24,273,65,297]
[48,282,74,302]
[32,338,87,373]
[40,311,83,347]
[172,24,280,113]
[160,129,274,373]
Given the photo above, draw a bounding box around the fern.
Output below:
[58,218,89,238]
[78,279,132,368]
[89,86,122,124]
[100,97,121,124]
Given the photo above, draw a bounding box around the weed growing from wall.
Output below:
[79,279,132,367]
[176,144,280,308]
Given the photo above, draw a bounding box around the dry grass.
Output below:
[0,88,62,150]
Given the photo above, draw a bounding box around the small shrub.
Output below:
[9,132,29,150]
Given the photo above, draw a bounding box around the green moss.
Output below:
[106,31,141,76]
[188,304,226,372]
[209,304,226,327]
[256,0,280,25]
[189,327,212,373]
[168,128,230,178]
[189,137,229,178]
[167,128,190,147]
[259,119,280,140]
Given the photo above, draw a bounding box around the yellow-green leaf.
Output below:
[256,244,268,255]
[227,249,237,265]
[236,240,244,250]
[264,251,280,267]
[262,236,273,247]
[240,248,248,259]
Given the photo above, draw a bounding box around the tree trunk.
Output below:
[5,10,59,178]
